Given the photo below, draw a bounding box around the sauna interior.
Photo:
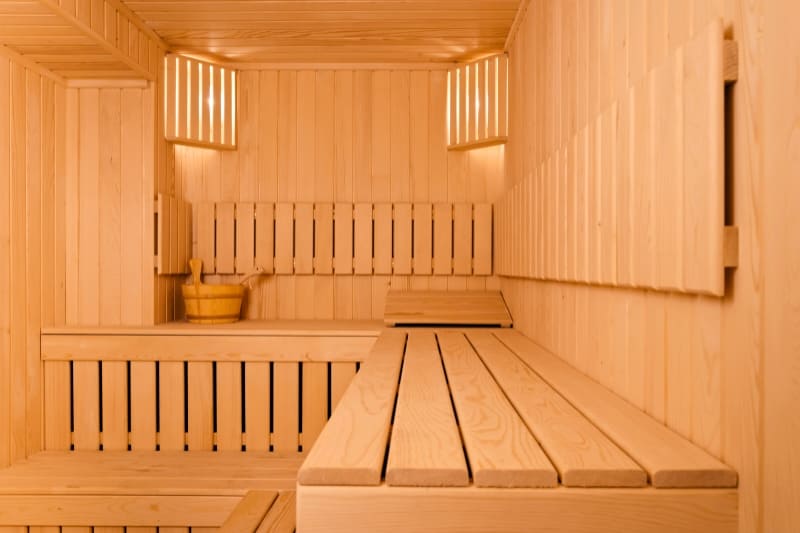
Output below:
[0,0,798,532]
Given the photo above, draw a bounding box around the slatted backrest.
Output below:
[496,18,728,296]
[41,333,375,453]
[194,202,493,276]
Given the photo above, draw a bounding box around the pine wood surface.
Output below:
[297,484,737,533]
[383,290,512,326]
[0,0,162,79]
[385,331,469,487]
[122,1,519,63]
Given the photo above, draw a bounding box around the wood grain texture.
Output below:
[384,290,512,326]
[386,331,468,487]
[495,330,736,488]
[468,331,645,487]
[437,331,557,488]
[297,484,737,533]
[218,491,277,533]
[298,330,406,486]
[255,491,296,533]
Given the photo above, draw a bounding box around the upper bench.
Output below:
[297,328,738,533]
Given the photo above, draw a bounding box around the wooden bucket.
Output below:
[182,259,245,324]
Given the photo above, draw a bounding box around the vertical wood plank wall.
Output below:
[0,58,62,468]
[63,83,158,327]
[502,1,799,533]
[172,67,506,320]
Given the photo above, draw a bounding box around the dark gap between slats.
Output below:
[183,361,189,451]
[241,361,246,452]
[126,360,132,451]
[155,361,161,451]
[269,361,274,452]
[212,361,218,451]
[98,361,103,451]
[69,360,74,451]
[298,363,304,453]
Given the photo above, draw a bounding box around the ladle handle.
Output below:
[189,258,203,288]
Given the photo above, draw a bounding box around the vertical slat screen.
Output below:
[164,54,237,149]
[43,350,365,454]
[173,202,492,276]
[448,53,508,150]
[496,19,728,296]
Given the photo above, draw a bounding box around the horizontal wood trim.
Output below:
[66,79,150,88]
[297,485,738,533]
[42,335,376,362]
[227,62,457,71]
[42,319,384,336]
[0,494,239,527]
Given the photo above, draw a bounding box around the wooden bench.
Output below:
[297,329,738,533]
[0,321,379,531]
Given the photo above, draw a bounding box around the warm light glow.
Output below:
[164,54,238,147]
[446,53,507,148]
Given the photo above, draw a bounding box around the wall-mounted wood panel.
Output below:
[192,201,491,277]
[498,19,728,296]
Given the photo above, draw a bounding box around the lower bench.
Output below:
[0,452,302,529]
[297,329,738,533]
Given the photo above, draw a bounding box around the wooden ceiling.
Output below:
[121,0,521,63]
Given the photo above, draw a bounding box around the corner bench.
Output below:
[0,320,380,531]
[297,329,738,533]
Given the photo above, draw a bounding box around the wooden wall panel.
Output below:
[174,68,505,320]
[502,2,800,533]
[498,17,727,295]
[65,83,158,326]
[0,58,62,467]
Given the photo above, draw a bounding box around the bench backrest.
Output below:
[41,331,375,453]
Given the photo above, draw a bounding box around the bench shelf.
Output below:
[297,328,738,533]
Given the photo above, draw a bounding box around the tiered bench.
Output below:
[0,320,381,531]
[297,329,738,533]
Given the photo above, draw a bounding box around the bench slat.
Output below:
[158,361,186,451]
[244,362,270,452]
[130,361,157,450]
[187,362,214,451]
[73,361,100,450]
[0,452,302,495]
[298,330,407,486]
[495,330,737,488]
[437,331,558,488]
[273,362,300,454]
[217,362,244,451]
[302,362,329,451]
[386,332,469,487]
[218,491,278,533]
[255,491,296,533]
[467,331,647,487]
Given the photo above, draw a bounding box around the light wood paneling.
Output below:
[174,68,505,321]
[502,2,800,532]
[498,19,728,296]
[448,54,508,149]
[65,84,158,325]
[0,58,61,466]
[123,1,520,63]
